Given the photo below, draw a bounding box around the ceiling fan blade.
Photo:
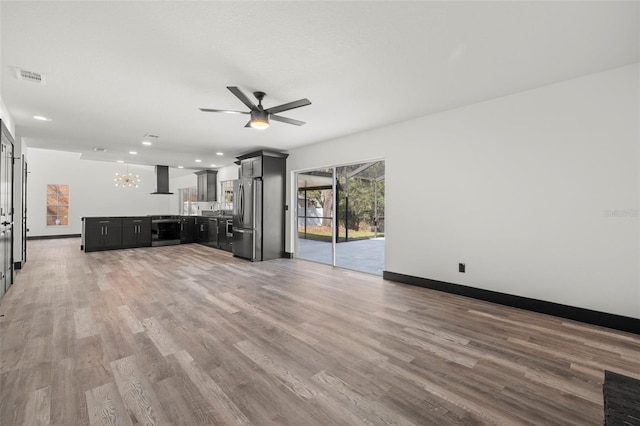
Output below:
[227,86,258,111]
[244,120,252,128]
[265,98,311,115]
[199,108,249,114]
[270,115,306,126]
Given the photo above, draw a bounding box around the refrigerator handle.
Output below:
[252,179,257,261]
[239,183,242,221]
[240,183,244,223]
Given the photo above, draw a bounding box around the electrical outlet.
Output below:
[459,263,465,273]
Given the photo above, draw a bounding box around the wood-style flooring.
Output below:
[1,238,639,425]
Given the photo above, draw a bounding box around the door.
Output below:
[233,228,254,260]
[295,168,334,266]
[295,161,385,275]
[121,219,138,248]
[241,158,260,177]
[197,173,206,201]
[0,134,13,295]
[233,179,254,230]
[137,219,152,247]
[208,218,218,246]
[102,220,122,249]
[335,161,385,275]
[83,219,103,251]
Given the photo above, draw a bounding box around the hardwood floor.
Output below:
[1,238,639,425]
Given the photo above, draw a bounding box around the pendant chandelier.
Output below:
[114,165,140,188]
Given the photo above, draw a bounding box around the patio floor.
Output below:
[296,237,385,276]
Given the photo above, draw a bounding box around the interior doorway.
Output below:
[295,160,385,275]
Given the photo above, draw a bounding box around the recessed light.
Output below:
[33,115,52,121]
[177,166,184,169]
[117,160,124,163]
[216,152,223,156]
[210,164,217,167]
[142,141,152,146]
[195,159,202,163]
[129,151,138,155]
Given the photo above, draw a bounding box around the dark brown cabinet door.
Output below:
[102,221,123,249]
[83,218,123,251]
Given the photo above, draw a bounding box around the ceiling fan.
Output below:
[200,86,311,129]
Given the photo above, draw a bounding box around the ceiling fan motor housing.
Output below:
[250,110,269,129]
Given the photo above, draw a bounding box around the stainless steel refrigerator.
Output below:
[232,151,288,262]
[233,178,262,261]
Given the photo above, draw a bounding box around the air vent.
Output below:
[143,134,159,139]
[15,68,46,84]
[93,147,107,152]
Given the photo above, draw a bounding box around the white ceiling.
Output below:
[2,1,638,170]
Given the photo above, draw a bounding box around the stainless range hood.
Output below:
[150,165,173,194]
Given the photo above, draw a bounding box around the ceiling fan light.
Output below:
[250,110,269,129]
[250,119,269,129]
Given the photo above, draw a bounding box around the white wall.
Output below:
[27,148,172,236]
[217,163,240,191]
[168,164,239,215]
[286,64,640,319]
[0,95,15,138]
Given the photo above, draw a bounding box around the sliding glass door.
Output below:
[335,161,385,275]
[296,169,334,266]
[295,160,385,275]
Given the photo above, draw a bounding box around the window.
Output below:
[47,184,69,226]
[179,187,198,215]
[221,180,233,203]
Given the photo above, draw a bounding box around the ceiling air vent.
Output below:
[15,68,46,84]
[93,147,107,152]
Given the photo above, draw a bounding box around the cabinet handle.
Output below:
[105,227,108,236]
[101,226,104,236]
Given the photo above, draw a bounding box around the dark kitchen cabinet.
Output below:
[122,217,151,248]
[180,216,196,243]
[206,217,219,247]
[218,218,232,252]
[240,156,262,178]
[195,217,208,243]
[83,218,123,252]
[195,170,217,202]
